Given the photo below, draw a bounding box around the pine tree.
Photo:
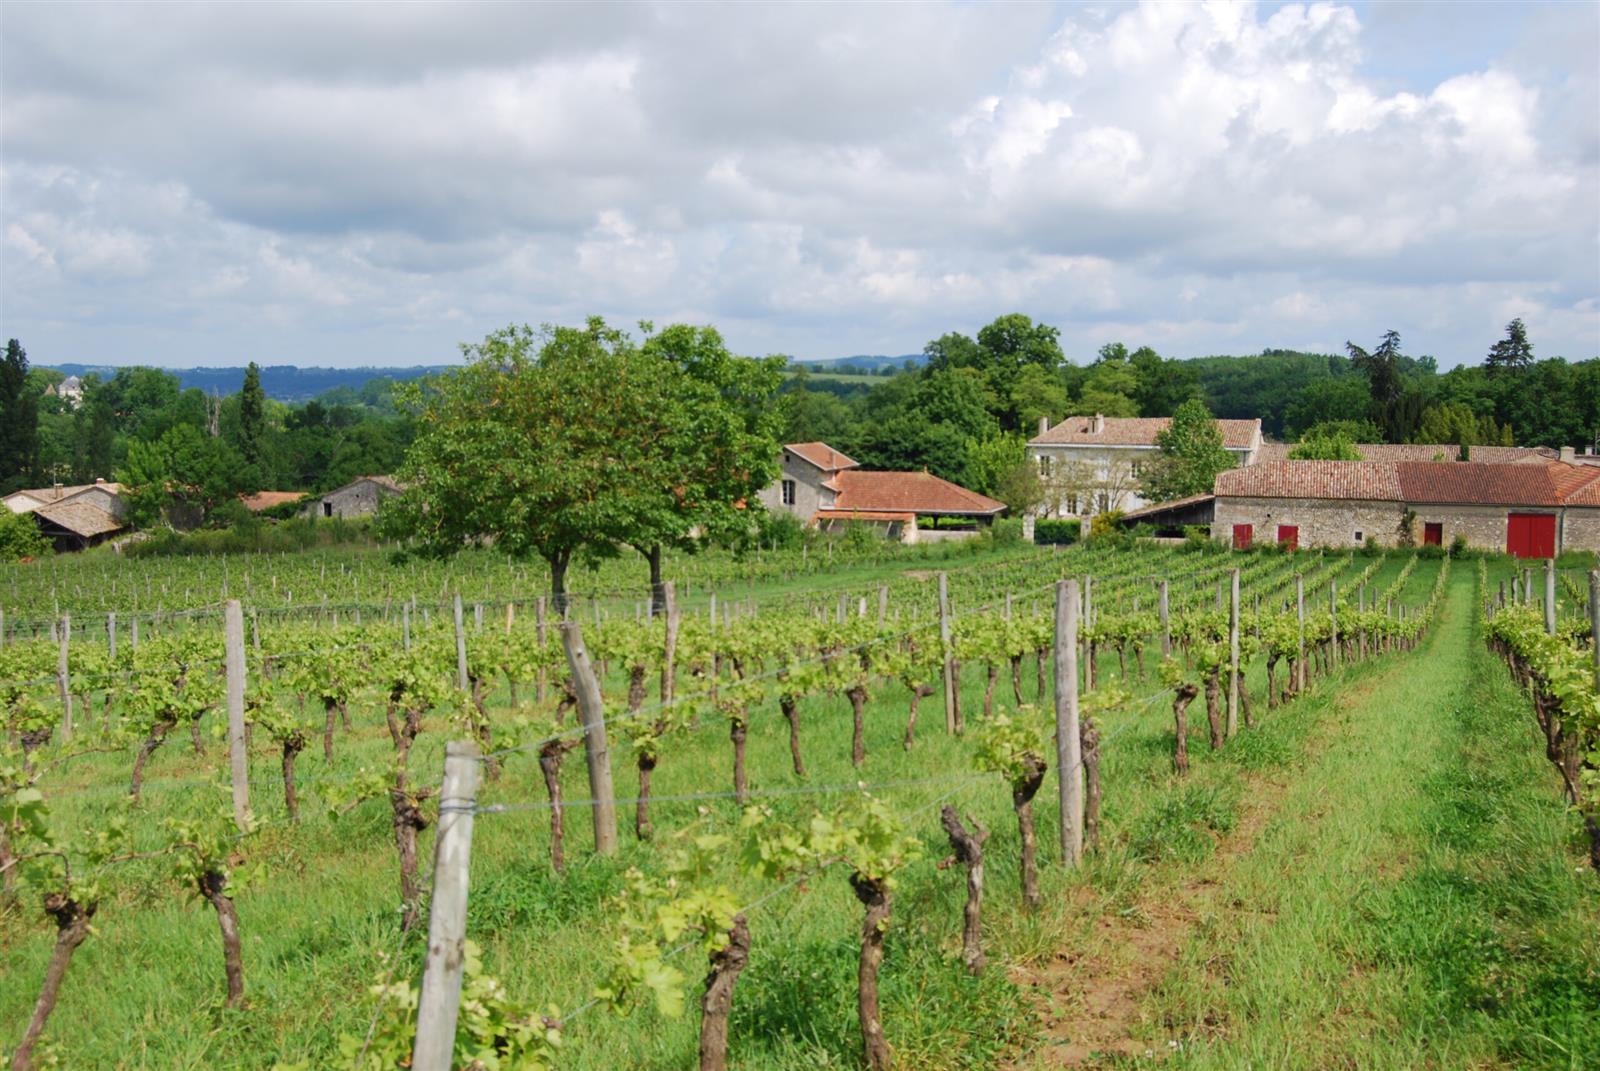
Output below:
[1485,318,1534,376]
[0,339,39,491]
[238,362,265,467]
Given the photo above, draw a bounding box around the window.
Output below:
[1039,455,1052,476]
[1130,460,1143,477]
[781,479,796,506]
[1353,530,1363,543]
[323,501,334,518]
[1065,494,1078,515]
[1097,492,1111,513]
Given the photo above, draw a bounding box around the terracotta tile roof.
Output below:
[1216,461,1404,500]
[1254,442,1552,464]
[786,442,859,472]
[239,491,306,511]
[1217,459,1600,507]
[5,484,92,510]
[832,470,1005,515]
[33,501,125,538]
[1032,416,1260,450]
[814,509,917,524]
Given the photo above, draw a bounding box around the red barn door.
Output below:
[1506,513,1556,559]
[1276,524,1298,550]
[1232,524,1253,549]
[1423,522,1443,547]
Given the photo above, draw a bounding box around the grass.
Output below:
[4,553,1593,1070]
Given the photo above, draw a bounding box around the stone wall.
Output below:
[756,455,834,521]
[1215,497,1600,553]
[309,479,396,520]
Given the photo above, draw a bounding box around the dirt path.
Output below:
[1010,614,1437,1067]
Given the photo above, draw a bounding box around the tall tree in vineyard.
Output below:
[382,319,687,610]
[0,339,39,492]
[236,362,265,467]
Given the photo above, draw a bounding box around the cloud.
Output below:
[0,0,1594,367]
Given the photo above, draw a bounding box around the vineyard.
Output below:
[1,540,1596,1070]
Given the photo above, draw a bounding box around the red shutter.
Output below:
[1506,513,1556,559]
[1232,524,1253,550]
[1276,524,1298,550]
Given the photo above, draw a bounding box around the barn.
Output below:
[1213,457,1600,558]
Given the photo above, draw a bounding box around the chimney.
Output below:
[1560,445,1576,464]
[1092,413,1105,435]
[1038,415,1050,438]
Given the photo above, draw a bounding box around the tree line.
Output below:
[0,340,414,526]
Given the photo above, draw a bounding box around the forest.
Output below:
[0,315,1595,525]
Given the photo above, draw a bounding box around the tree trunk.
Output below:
[282,732,305,822]
[647,545,667,619]
[730,719,749,805]
[982,663,998,719]
[1204,667,1223,749]
[189,716,205,756]
[697,914,751,1071]
[10,892,95,1071]
[1013,752,1046,911]
[1239,674,1255,730]
[848,685,868,767]
[1173,683,1198,775]
[200,869,245,1006]
[549,551,570,618]
[129,716,175,802]
[1266,654,1279,709]
[1036,649,1047,701]
[339,700,351,732]
[850,874,893,1071]
[781,695,806,777]
[540,738,578,872]
[1081,717,1102,854]
[1009,655,1024,705]
[939,806,987,976]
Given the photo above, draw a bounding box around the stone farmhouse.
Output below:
[1212,454,1600,557]
[758,442,1005,543]
[1027,414,1264,519]
[2,479,127,551]
[300,475,402,520]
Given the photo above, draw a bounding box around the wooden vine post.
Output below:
[411,741,483,1071]
[1545,559,1557,636]
[56,613,71,741]
[660,581,679,705]
[1159,579,1170,657]
[1054,579,1083,867]
[1226,568,1240,738]
[1295,574,1306,691]
[939,573,957,734]
[560,621,619,856]
[1329,579,1339,667]
[224,600,250,832]
[1590,570,1600,690]
[452,594,469,691]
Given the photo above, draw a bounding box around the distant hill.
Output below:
[42,364,454,403]
[791,354,924,374]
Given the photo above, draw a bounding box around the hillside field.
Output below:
[1,539,1596,1070]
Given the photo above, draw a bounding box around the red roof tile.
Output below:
[786,442,859,472]
[239,491,306,511]
[832,470,1005,515]
[1217,459,1600,507]
[1254,442,1552,464]
[1032,416,1260,450]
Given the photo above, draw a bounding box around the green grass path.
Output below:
[1136,572,1600,1069]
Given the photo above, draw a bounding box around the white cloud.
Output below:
[0,0,1594,367]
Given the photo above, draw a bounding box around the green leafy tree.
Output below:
[1143,400,1236,502]
[1288,428,1361,460]
[1130,345,1200,416]
[0,509,49,561]
[1485,317,1534,376]
[237,362,266,467]
[0,339,39,491]
[117,424,257,528]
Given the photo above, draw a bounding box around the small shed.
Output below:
[302,476,402,520]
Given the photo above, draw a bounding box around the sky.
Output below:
[2,0,1596,370]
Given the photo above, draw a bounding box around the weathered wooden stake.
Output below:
[1159,580,1170,658]
[411,741,483,1071]
[661,581,679,705]
[56,614,71,741]
[1589,571,1600,690]
[1296,575,1306,691]
[1227,568,1240,738]
[1055,579,1083,867]
[224,600,250,832]
[452,594,468,691]
[939,573,957,734]
[560,622,619,856]
[1545,559,1557,635]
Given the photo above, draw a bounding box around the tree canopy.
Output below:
[1143,400,1237,502]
